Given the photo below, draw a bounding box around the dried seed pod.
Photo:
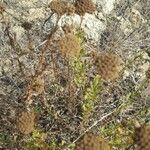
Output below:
[58,33,81,59]
[134,125,150,150]
[75,133,110,150]
[93,52,123,81]
[16,110,35,134]
[75,0,96,16]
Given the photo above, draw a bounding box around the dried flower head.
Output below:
[21,22,32,30]
[62,24,74,34]
[146,67,150,79]
[0,5,5,14]
[58,33,81,59]
[75,133,110,150]
[16,110,35,134]
[66,3,75,15]
[49,0,75,16]
[75,0,96,16]
[93,52,123,81]
[134,125,150,150]
[31,75,45,96]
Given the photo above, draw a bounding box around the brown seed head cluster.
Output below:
[75,0,96,16]
[58,33,81,59]
[146,67,150,79]
[31,75,45,96]
[49,0,75,16]
[93,52,123,81]
[0,5,5,14]
[21,22,32,30]
[134,125,150,150]
[16,110,35,134]
[62,24,74,34]
[75,133,110,150]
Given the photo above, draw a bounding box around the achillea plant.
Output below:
[58,33,81,59]
[72,49,87,87]
[83,75,101,117]
[75,133,110,150]
[92,52,123,81]
[16,110,35,134]
[134,125,150,150]
[75,0,96,16]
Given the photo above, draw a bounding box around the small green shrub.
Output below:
[72,49,87,88]
[100,120,134,149]
[83,75,102,117]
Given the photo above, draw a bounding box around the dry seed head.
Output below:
[93,52,123,81]
[58,33,81,59]
[66,3,75,15]
[75,0,96,16]
[0,5,5,14]
[49,0,75,16]
[146,67,150,79]
[21,22,32,30]
[62,24,74,34]
[134,125,150,150]
[16,110,35,134]
[31,75,45,96]
[75,133,110,150]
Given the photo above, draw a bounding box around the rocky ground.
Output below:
[0,0,149,150]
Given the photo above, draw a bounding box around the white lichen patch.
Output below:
[18,0,39,7]
[25,8,46,21]
[129,9,145,28]
[57,13,105,44]
[82,14,106,44]
[12,26,25,40]
[58,14,81,27]
[97,0,116,14]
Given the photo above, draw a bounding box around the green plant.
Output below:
[72,49,87,88]
[26,130,49,150]
[100,121,134,150]
[83,75,102,117]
